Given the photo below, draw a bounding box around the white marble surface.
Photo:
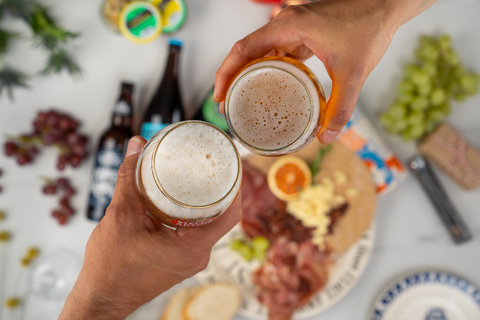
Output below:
[0,0,479,319]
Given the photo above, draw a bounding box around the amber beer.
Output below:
[225,56,326,156]
[136,121,241,227]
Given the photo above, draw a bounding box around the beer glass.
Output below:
[136,121,242,227]
[225,56,326,156]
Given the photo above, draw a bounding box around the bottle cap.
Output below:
[169,38,183,47]
[119,2,163,44]
[158,0,187,33]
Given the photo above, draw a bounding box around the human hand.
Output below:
[59,136,242,320]
[214,0,436,144]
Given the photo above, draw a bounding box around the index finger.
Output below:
[214,21,293,103]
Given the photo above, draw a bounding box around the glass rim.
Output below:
[225,64,314,153]
[150,120,241,209]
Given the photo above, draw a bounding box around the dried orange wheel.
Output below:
[267,156,312,201]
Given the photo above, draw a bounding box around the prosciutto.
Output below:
[240,160,334,320]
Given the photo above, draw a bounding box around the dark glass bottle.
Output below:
[140,38,185,141]
[87,82,134,221]
[193,86,231,136]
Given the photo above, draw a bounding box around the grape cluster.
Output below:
[230,235,270,261]
[42,177,76,225]
[380,34,479,141]
[3,110,89,170]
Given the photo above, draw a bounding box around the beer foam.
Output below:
[139,122,240,220]
[228,62,317,151]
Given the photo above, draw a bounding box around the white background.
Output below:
[0,0,479,319]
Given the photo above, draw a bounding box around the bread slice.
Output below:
[183,283,241,320]
[161,287,200,320]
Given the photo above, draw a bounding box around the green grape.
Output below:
[410,96,429,111]
[253,250,266,261]
[238,244,254,261]
[437,34,451,51]
[390,119,408,133]
[437,103,451,116]
[380,113,394,128]
[405,124,425,140]
[398,92,412,103]
[452,65,467,78]
[405,64,422,78]
[427,109,444,123]
[446,49,460,66]
[421,62,437,77]
[401,130,415,141]
[411,70,430,85]
[230,239,244,251]
[407,111,425,125]
[417,82,432,97]
[460,74,479,94]
[420,35,435,47]
[430,88,447,106]
[252,236,269,252]
[454,92,467,101]
[388,103,407,118]
[398,79,415,93]
[415,44,440,61]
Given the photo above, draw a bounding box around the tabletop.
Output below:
[0,0,479,319]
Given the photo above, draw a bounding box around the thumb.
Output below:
[110,136,147,210]
[318,75,366,144]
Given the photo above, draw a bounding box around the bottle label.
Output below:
[113,101,132,117]
[88,148,125,221]
[202,92,229,132]
[141,122,169,141]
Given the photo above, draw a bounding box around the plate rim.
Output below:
[197,221,377,319]
[367,268,480,320]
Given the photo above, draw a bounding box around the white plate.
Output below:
[196,222,375,319]
[369,270,480,320]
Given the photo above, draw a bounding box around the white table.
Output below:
[0,0,479,319]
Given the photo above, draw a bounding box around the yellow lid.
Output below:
[119,1,163,44]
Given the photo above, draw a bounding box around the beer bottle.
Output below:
[87,82,134,221]
[193,86,231,137]
[141,38,185,140]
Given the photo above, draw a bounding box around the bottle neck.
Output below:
[162,45,181,85]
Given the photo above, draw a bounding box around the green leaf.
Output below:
[0,29,19,55]
[310,144,332,177]
[0,67,29,101]
[40,49,81,77]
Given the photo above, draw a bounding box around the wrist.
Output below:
[59,272,130,320]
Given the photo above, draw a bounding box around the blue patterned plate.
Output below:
[369,270,480,320]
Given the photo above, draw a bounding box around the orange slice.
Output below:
[267,156,312,201]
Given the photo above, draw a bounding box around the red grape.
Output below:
[57,215,67,225]
[57,178,69,188]
[60,197,69,207]
[64,186,76,197]
[4,109,89,170]
[42,185,57,194]
[17,154,32,165]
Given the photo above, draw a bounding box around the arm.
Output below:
[59,136,242,319]
[214,0,437,144]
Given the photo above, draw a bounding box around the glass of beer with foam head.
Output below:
[135,121,242,227]
[225,56,326,156]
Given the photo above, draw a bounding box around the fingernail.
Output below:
[219,101,225,115]
[213,87,219,102]
[126,137,143,157]
[320,130,338,145]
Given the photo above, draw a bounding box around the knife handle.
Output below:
[408,154,472,244]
